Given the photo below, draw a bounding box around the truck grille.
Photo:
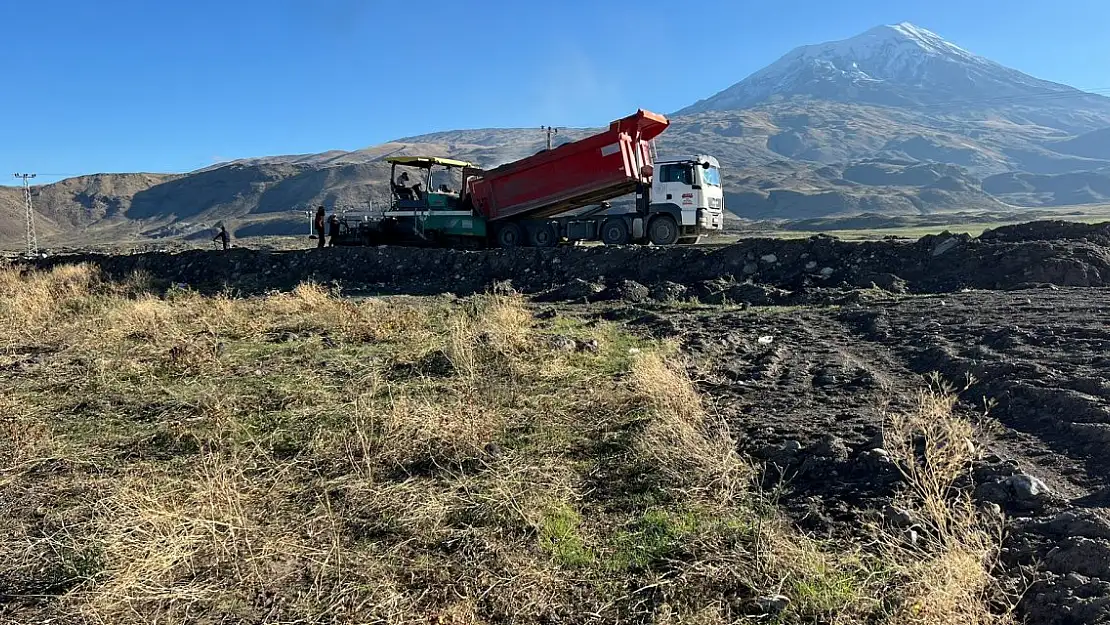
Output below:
[709,197,722,209]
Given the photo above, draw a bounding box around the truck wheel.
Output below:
[496,223,524,248]
[600,219,629,245]
[530,222,557,248]
[648,215,679,246]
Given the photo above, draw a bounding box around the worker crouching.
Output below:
[327,215,340,247]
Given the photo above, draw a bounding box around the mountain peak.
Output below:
[875,22,945,42]
[858,22,977,59]
[676,22,1081,115]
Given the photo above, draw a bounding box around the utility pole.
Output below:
[13,173,38,256]
[541,125,560,150]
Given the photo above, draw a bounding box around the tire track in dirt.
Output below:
[603,303,935,536]
[839,289,1110,500]
[835,288,1110,625]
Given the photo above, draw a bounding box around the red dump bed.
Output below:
[466,109,669,222]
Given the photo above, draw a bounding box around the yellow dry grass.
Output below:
[631,351,750,503]
[881,382,1012,625]
[0,263,1015,624]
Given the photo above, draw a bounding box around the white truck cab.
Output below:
[651,154,724,242]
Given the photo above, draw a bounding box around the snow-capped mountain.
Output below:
[678,23,1106,114]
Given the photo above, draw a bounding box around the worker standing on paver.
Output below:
[314,206,326,248]
[213,225,230,250]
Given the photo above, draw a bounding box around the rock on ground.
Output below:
[599,279,650,303]
[536,278,604,302]
[1046,538,1110,579]
[649,281,688,302]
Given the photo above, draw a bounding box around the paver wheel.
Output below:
[530,222,558,248]
[496,223,524,248]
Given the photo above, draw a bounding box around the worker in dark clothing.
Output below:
[314,206,326,248]
[393,172,415,202]
[213,225,230,250]
[327,214,340,246]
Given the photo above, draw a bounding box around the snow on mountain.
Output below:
[678,22,1097,114]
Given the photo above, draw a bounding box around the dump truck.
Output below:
[331,109,724,248]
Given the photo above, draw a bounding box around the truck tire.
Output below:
[601,219,629,245]
[496,223,525,248]
[648,215,679,246]
[530,222,557,248]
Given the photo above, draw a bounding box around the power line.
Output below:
[13,173,38,256]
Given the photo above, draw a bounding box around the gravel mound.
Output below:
[18,232,1110,298]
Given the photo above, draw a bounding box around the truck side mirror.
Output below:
[701,161,711,169]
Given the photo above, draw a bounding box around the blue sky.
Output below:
[3,0,1108,184]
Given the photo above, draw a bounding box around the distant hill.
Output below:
[5,22,1110,246]
[983,168,1110,206]
[0,174,177,244]
[1047,128,1110,161]
[723,159,1006,219]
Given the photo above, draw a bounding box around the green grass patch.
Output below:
[788,562,875,617]
[538,503,595,568]
[609,508,697,570]
[605,506,753,572]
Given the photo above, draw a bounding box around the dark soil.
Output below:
[16,223,1110,299]
[980,220,1110,246]
[568,287,1110,625]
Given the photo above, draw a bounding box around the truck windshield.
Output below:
[701,166,721,187]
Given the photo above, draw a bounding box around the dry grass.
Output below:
[0,264,1014,624]
[879,379,1012,625]
[0,263,103,347]
[0,403,62,472]
[631,351,750,503]
[886,384,980,540]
